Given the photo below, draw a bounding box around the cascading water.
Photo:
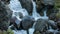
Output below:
[9,0,29,34]
[32,0,48,20]
[8,0,50,34]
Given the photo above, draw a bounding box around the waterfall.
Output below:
[32,0,48,21]
[9,0,29,34]
[8,0,49,34]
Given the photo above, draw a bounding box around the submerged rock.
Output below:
[19,0,33,15]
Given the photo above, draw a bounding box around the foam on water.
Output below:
[32,0,48,20]
[9,0,49,34]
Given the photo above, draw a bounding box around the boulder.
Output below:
[34,19,48,32]
[36,0,55,16]
[19,0,33,15]
[48,20,57,30]
[0,1,12,30]
[21,16,35,30]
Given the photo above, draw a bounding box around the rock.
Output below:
[34,19,48,33]
[1,0,10,4]
[0,29,14,34]
[19,12,23,18]
[45,30,54,34]
[47,9,58,21]
[57,18,60,30]
[19,0,33,15]
[55,0,60,8]
[55,31,60,34]
[56,8,60,18]
[0,1,12,30]
[36,0,55,16]
[40,0,55,5]
[33,31,41,34]
[10,17,21,30]
[48,20,57,30]
[21,16,35,30]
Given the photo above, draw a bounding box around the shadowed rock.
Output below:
[34,19,48,33]
[19,0,33,15]
[0,1,12,30]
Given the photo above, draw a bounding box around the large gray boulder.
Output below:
[0,1,12,30]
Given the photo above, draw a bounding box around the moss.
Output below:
[56,9,60,18]
[0,29,14,34]
[54,0,60,9]
[7,29,14,34]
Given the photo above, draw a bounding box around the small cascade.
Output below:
[9,0,29,34]
[8,0,57,34]
[32,0,48,20]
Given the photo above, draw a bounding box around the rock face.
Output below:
[21,16,35,30]
[19,0,33,15]
[34,19,48,33]
[0,1,12,30]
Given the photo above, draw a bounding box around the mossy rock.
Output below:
[56,8,60,18]
[0,29,14,34]
[7,29,14,34]
[55,0,60,8]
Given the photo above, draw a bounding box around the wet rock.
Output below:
[10,17,21,30]
[45,30,54,34]
[19,12,23,18]
[55,31,60,34]
[21,16,35,30]
[33,31,41,34]
[40,0,55,5]
[57,18,60,30]
[34,19,48,33]
[19,0,33,15]
[56,8,60,18]
[36,0,55,16]
[55,0,60,8]
[0,29,14,34]
[47,9,58,21]
[48,20,57,30]
[0,1,12,30]
[1,0,10,4]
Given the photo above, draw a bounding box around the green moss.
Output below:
[56,9,60,18]
[0,29,14,34]
[7,29,14,34]
[54,0,60,9]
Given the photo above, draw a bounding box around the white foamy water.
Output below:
[32,0,48,20]
[9,0,49,34]
[9,0,34,34]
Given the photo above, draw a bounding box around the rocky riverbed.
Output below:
[0,0,60,34]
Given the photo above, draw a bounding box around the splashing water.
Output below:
[9,0,49,34]
[32,0,48,20]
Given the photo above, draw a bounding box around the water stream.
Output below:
[9,0,49,34]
